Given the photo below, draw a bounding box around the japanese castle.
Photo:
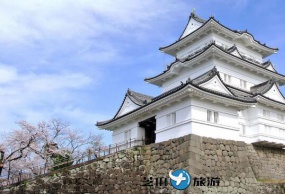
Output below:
[97,12,285,148]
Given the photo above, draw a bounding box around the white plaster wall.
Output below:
[155,99,192,142]
[113,112,158,145]
[112,122,137,144]
[216,59,268,90]
[156,123,191,142]
[112,98,285,147]
[191,98,239,129]
[212,34,263,62]
[243,124,259,136]
[191,122,241,141]
[162,55,270,93]
[189,97,241,141]
[240,104,285,144]
[156,96,241,142]
[156,99,191,130]
[179,27,264,63]
[177,34,212,59]
[162,61,214,92]
[137,127,145,141]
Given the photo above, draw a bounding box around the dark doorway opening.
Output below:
[139,117,156,145]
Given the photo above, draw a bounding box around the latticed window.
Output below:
[167,112,176,125]
[263,109,270,118]
[124,130,131,141]
[224,74,231,83]
[214,112,219,123]
[207,110,219,123]
[207,110,212,122]
[240,124,246,135]
[240,79,247,89]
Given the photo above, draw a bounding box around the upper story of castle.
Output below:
[145,11,284,92]
[161,11,278,61]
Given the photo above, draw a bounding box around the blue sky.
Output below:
[0,0,284,145]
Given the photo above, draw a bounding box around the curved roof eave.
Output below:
[146,44,285,85]
[96,82,256,128]
[160,17,278,55]
[214,46,285,80]
[159,17,212,52]
[254,94,285,108]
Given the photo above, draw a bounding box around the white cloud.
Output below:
[0,64,94,126]
[0,0,192,144]
[0,65,17,83]
[0,0,183,45]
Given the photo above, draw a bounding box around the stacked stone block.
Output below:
[2,134,285,194]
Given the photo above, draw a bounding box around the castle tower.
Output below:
[97,12,285,148]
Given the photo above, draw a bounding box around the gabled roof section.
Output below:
[227,45,243,58]
[127,89,153,106]
[111,89,153,119]
[250,79,275,95]
[179,11,205,40]
[262,60,276,72]
[251,80,285,103]
[250,80,285,103]
[97,75,256,128]
[160,15,278,57]
[263,84,285,103]
[145,41,216,85]
[146,42,285,86]
[191,66,233,95]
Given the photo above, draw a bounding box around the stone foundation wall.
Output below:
[2,134,285,194]
[247,145,285,181]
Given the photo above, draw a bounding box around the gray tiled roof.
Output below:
[191,67,219,85]
[250,79,274,95]
[146,42,284,82]
[97,63,285,127]
[127,89,153,106]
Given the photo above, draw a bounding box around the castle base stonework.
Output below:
[2,134,285,194]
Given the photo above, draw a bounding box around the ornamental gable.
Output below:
[263,84,285,103]
[115,96,140,118]
[199,75,233,95]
